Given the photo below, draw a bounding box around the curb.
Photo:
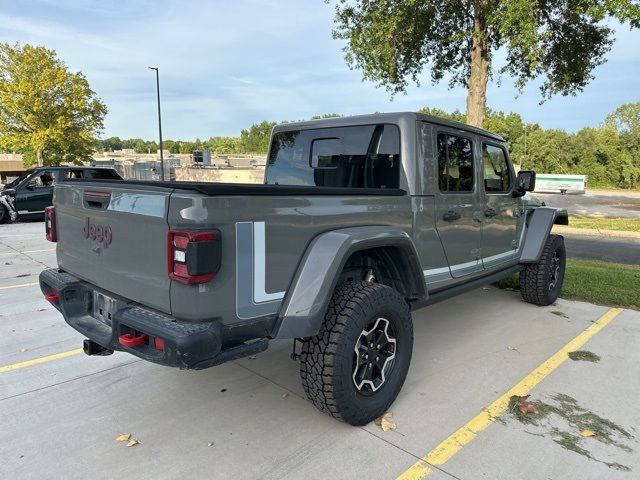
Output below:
[552,225,640,239]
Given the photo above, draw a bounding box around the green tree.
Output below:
[310,113,344,119]
[101,136,123,152]
[604,102,640,132]
[331,0,640,127]
[0,43,107,166]
[208,136,241,154]
[418,107,465,123]
[239,121,276,153]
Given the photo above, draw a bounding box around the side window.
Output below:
[266,124,400,189]
[33,171,56,187]
[482,144,511,192]
[437,134,474,192]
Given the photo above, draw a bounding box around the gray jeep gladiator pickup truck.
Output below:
[40,112,568,425]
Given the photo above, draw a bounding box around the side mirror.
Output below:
[513,170,536,197]
[25,181,36,190]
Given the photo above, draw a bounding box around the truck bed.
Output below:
[61,178,407,196]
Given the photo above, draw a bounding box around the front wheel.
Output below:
[0,203,10,224]
[520,234,566,306]
[299,281,413,426]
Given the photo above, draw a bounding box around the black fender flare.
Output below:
[274,226,427,339]
[519,207,569,263]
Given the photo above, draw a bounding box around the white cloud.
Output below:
[0,1,638,138]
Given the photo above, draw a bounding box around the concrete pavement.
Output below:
[1,222,639,480]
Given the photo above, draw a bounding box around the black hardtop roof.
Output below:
[273,112,505,142]
[27,166,116,172]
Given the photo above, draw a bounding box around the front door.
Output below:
[480,142,519,269]
[434,131,483,278]
[16,170,57,215]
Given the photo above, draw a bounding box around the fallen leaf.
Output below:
[518,403,536,414]
[126,438,140,447]
[376,412,397,432]
[207,441,215,447]
[581,429,596,438]
[507,346,519,352]
[20,348,28,353]
[116,434,131,442]
[281,393,289,399]
[381,417,397,431]
[514,395,536,415]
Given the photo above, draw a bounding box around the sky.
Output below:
[1,0,639,140]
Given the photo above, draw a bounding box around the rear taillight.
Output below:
[45,206,57,242]
[168,230,221,284]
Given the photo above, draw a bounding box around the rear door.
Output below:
[434,130,483,278]
[54,182,172,313]
[480,141,519,269]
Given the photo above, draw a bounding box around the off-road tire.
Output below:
[520,234,566,306]
[0,203,9,224]
[299,281,413,425]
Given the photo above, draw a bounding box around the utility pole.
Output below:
[148,67,165,181]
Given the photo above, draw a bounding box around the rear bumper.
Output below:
[39,268,267,369]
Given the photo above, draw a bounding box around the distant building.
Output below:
[0,153,25,184]
[192,150,212,166]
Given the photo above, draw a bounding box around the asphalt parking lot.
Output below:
[537,189,640,218]
[1,221,639,480]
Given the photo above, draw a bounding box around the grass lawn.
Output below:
[496,259,640,310]
[569,216,640,232]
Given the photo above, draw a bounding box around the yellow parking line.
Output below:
[397,307,624,480]
[0,282,39,290]
[0,348,84,373]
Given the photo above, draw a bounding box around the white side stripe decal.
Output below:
[252,221,285,303]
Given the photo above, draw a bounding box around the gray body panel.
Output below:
[276,226,425,339]
[51,112,561,349]
[166,193,412,324]
[54,183,172,313]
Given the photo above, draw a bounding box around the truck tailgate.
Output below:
[54,182,172,313]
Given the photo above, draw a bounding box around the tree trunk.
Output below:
[36,147,43,167]
[466,3,490,128]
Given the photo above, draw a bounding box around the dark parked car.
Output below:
[0,166,122,223]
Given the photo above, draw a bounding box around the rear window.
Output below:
[67,169,121,180]
[265,124,400,189]
[437,134,474,192]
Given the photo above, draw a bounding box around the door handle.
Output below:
[484,208,497,218]
[442,210,461,222]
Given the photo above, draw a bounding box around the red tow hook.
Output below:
[44,291,60,303]
[119,332,149,348]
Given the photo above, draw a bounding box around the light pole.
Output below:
[148,67,165,181]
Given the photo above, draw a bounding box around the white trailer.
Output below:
[534,174,587,194]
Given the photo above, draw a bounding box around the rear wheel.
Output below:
[299,281,413,425]
[520,234,566,306]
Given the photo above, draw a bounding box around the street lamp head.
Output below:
[148,66,158,71]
